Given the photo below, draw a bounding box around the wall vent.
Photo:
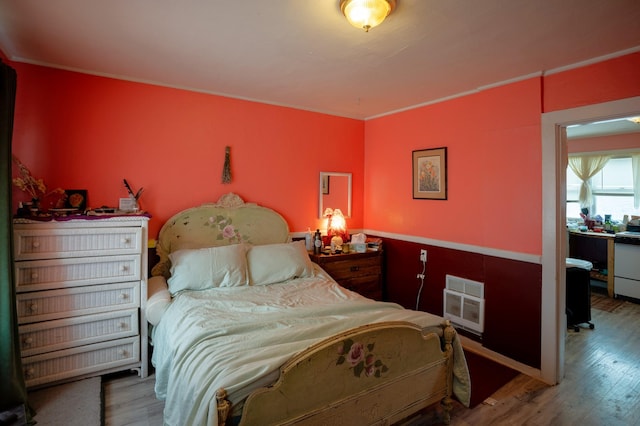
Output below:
[443,275,485,335]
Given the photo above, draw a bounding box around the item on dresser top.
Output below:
[147,193,470,426]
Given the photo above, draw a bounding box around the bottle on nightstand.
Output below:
[313,229,322,254]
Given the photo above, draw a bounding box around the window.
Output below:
[567,156,639,221]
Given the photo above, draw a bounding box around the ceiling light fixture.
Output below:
[340,0,397,32]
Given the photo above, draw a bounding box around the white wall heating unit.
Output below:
[443,275,485,336]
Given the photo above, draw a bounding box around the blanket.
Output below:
[152,270,470,426]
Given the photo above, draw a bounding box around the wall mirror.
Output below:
[319,172,352,218]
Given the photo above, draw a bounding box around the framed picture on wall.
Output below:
[412,147,447,200]
[65,189,88,211]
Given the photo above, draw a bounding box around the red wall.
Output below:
[9,63,365,238]
[381,237,542,367]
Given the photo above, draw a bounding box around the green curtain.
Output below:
[0,59,31,422]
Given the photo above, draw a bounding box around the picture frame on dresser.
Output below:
[64,189,87,211]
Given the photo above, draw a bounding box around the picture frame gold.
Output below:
[65,189,88,210]
[412,147,447,200]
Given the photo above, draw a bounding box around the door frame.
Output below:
[540,96,640,384]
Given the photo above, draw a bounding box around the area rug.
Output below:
[28,376,102,426]
[591,292,626,312]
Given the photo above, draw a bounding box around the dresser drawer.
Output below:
[17,282,140,325]
[15,255,141,293]
[22,336,140,388]
[19,309,139,357]
[14,227,143,260]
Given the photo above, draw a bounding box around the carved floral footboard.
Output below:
[217,320,459,426]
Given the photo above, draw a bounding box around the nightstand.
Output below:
[310,250,383,300]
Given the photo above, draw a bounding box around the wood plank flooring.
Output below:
[103,298,640,425]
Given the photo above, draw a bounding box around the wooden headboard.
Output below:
[151,193,290,279]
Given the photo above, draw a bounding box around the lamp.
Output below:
[340,0,397,32]
[324,207,349,252]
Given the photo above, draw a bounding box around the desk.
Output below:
[568,231,615,297]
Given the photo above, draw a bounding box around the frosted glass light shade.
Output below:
[340,0,396,32]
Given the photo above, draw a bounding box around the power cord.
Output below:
[416,260,426,310]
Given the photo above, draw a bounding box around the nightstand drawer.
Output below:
[14,227,143,260]
[319,256,381,281]
[15,255,141,293]
[17,282,141,325]
[19,309,139,357]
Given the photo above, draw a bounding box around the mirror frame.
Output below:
[319,172,352,218]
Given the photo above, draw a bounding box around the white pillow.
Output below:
[167,244,248,294]
[146,276,172,326]
[247,240,315,285]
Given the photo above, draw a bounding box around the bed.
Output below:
[146,193,470,425]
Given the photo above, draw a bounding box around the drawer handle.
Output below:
[23,337,33,346]
[119,264,129,272]
[28,303,38,312]
[32,241,40,248]
[121,237,131,245]
[30,272,39,280]
[118,349,129,357]
[119,322,128,329]
[25,368,35,378]
[350,266,360,272]
[119,293,129,300]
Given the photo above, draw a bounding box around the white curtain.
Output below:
[568,155,610,209]
[632,153,640,209]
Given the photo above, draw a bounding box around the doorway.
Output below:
[541,96,640,384]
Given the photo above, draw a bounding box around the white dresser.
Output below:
[13,216,149,388]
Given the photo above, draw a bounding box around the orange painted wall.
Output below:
[9,52,639,254]
[9,63,364,238]
[543,51,640,113]
[364,78,543,255]
[363,52,640,256]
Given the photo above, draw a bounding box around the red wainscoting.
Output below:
[380,236,542,369]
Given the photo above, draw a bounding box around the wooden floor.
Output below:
[104,297,640,426]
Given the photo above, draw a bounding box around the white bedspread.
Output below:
[152,269,470,426]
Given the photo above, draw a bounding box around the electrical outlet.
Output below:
[420,249,427,263]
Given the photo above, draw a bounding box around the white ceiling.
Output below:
[0,0,639,123]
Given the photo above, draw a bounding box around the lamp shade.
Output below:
[340,0,397,32]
